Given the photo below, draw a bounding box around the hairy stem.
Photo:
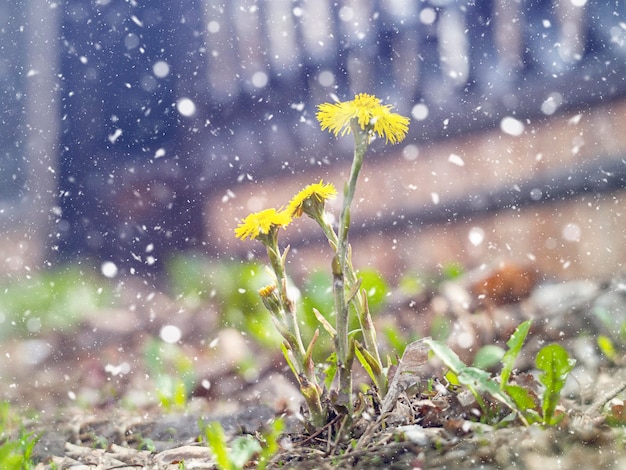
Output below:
[333,119,370,408]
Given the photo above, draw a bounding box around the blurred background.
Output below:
[1,0,626,282]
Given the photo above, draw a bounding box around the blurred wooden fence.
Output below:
[1,0,626,276]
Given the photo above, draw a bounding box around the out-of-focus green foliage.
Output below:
[167,255,395,362]
[200,418,283,470]
[472,345,506,370]
[357,269,388,312]
[440,262,464,281]
[0,402,38,470]
[0,266,112,341]
[424,320,578,427]
[166,255,281,348]
[397,270,425,297]
[597,335,618,363]
[144,338,195,411]
[429,314,451,341]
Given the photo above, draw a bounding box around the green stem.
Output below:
[317,219,379,375]
[265,235,326,426]
[333,120,370,409]
[265,238,307,373]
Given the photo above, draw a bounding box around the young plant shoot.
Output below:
[235,93,409,427]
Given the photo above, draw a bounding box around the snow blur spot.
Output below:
[101,261,118,278]
[456,331,474,349]
[287,283,301,302]
[246,196,265,212]
[338,6,354,21]
[207,20,220,33]
[468,227,485,246]
[448,153,465,167]
[318,70,335,87]
[252,71,268,88]
[160,324,182,344]
[221,189,236,203]
[419,7,436,25]
[568,114,582,125]
[201,379,211,390]
[124,33,140,50]
[610,25,626,46]
[431,192,440,205]
[105,362,130,376]
[19,339,51,365]
[131,15,144,27]
[562,223,581,242]
[570,0,587,7]
[402,144,419,161]
[68,391,77,401]
[153,61,170,78]
[26,317,41,333]
[108,128,123,144]
[411,103,429,121]
[176,98,196,117]
[541,92,563,115]
[530,188,543,201]
[154,148,166,159]
[500,116,525,136]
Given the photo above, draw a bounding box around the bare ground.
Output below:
[1,263,625,469]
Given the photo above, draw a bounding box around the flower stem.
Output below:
[265,236,326,426]
[266,242,307,365]
[333,119,370,409]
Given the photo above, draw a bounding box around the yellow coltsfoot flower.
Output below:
[234,208,291,241]
[258,284,283,315]
[287,180,337,218]
[316,93,410,144]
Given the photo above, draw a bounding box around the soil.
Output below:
[1,262,625,469]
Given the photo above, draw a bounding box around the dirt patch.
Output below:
[2,266,625,469]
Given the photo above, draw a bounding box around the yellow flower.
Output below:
[258,284,283,314]
[316,93,410,144]
[234,208,292,241]
[258,284,277,298]
[287,180,337,218]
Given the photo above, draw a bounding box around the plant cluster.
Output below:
[0,402,39,470]
[425,320,577,426]
[0,266,111,341]
[201,418,283,470]
[235,93,410,427]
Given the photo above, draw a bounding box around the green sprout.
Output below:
[424,319,577,427]
[201,418,283,470]
[144,338,195,411]
[0,402,39,470]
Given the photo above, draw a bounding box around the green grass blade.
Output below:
[204,421,234,470]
